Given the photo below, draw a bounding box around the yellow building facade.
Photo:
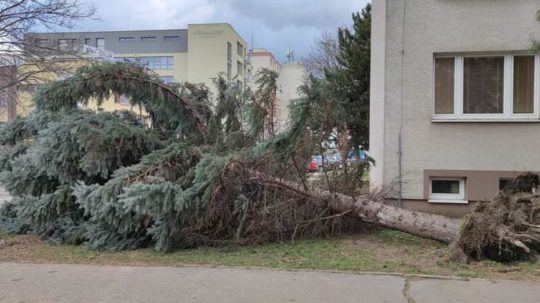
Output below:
[6,23,249,122]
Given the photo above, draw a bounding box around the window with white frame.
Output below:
[429,177,466,203]
[433,54,539,121]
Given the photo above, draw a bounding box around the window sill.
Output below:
[432,116,540,123]
[428,199,468,204]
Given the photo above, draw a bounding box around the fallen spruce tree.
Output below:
[0,62,538,263]
[250,170,540,262]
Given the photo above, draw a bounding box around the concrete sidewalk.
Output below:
[0,263,539,303]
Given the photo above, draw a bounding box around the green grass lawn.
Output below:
[1,229,539,281]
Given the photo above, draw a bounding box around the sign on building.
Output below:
[81,45,114,62]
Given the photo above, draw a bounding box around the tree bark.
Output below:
[250,172,461,243]
[329,192,460,243]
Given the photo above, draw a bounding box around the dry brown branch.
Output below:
[302,31,342,77]
[244,169,460,243]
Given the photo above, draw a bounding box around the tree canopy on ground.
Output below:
[0,61,368,252]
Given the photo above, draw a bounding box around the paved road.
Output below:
[0,263,539,303]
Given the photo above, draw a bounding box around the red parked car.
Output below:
[307,157,320,172]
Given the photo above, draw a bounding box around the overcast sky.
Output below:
[69,0,370,62]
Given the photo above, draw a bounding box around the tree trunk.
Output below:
[250,170,540,262]
[250,172,461,243]
[330,192,460,243]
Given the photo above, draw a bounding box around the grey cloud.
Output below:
[72,0,369,62]
[211,0,367,30]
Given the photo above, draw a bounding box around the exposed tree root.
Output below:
[451,173,540,262]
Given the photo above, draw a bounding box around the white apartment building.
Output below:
[248,48,305,129]
[370,0,540,217]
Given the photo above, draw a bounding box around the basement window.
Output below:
[429,177,467,203]
[433,54,540,122]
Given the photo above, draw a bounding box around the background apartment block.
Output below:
[370,0,540,217]
[18,23,248,118]
[248,48,305,130]
[249,48,282,75]
[6,23,306,132]
[277,62,305,129]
